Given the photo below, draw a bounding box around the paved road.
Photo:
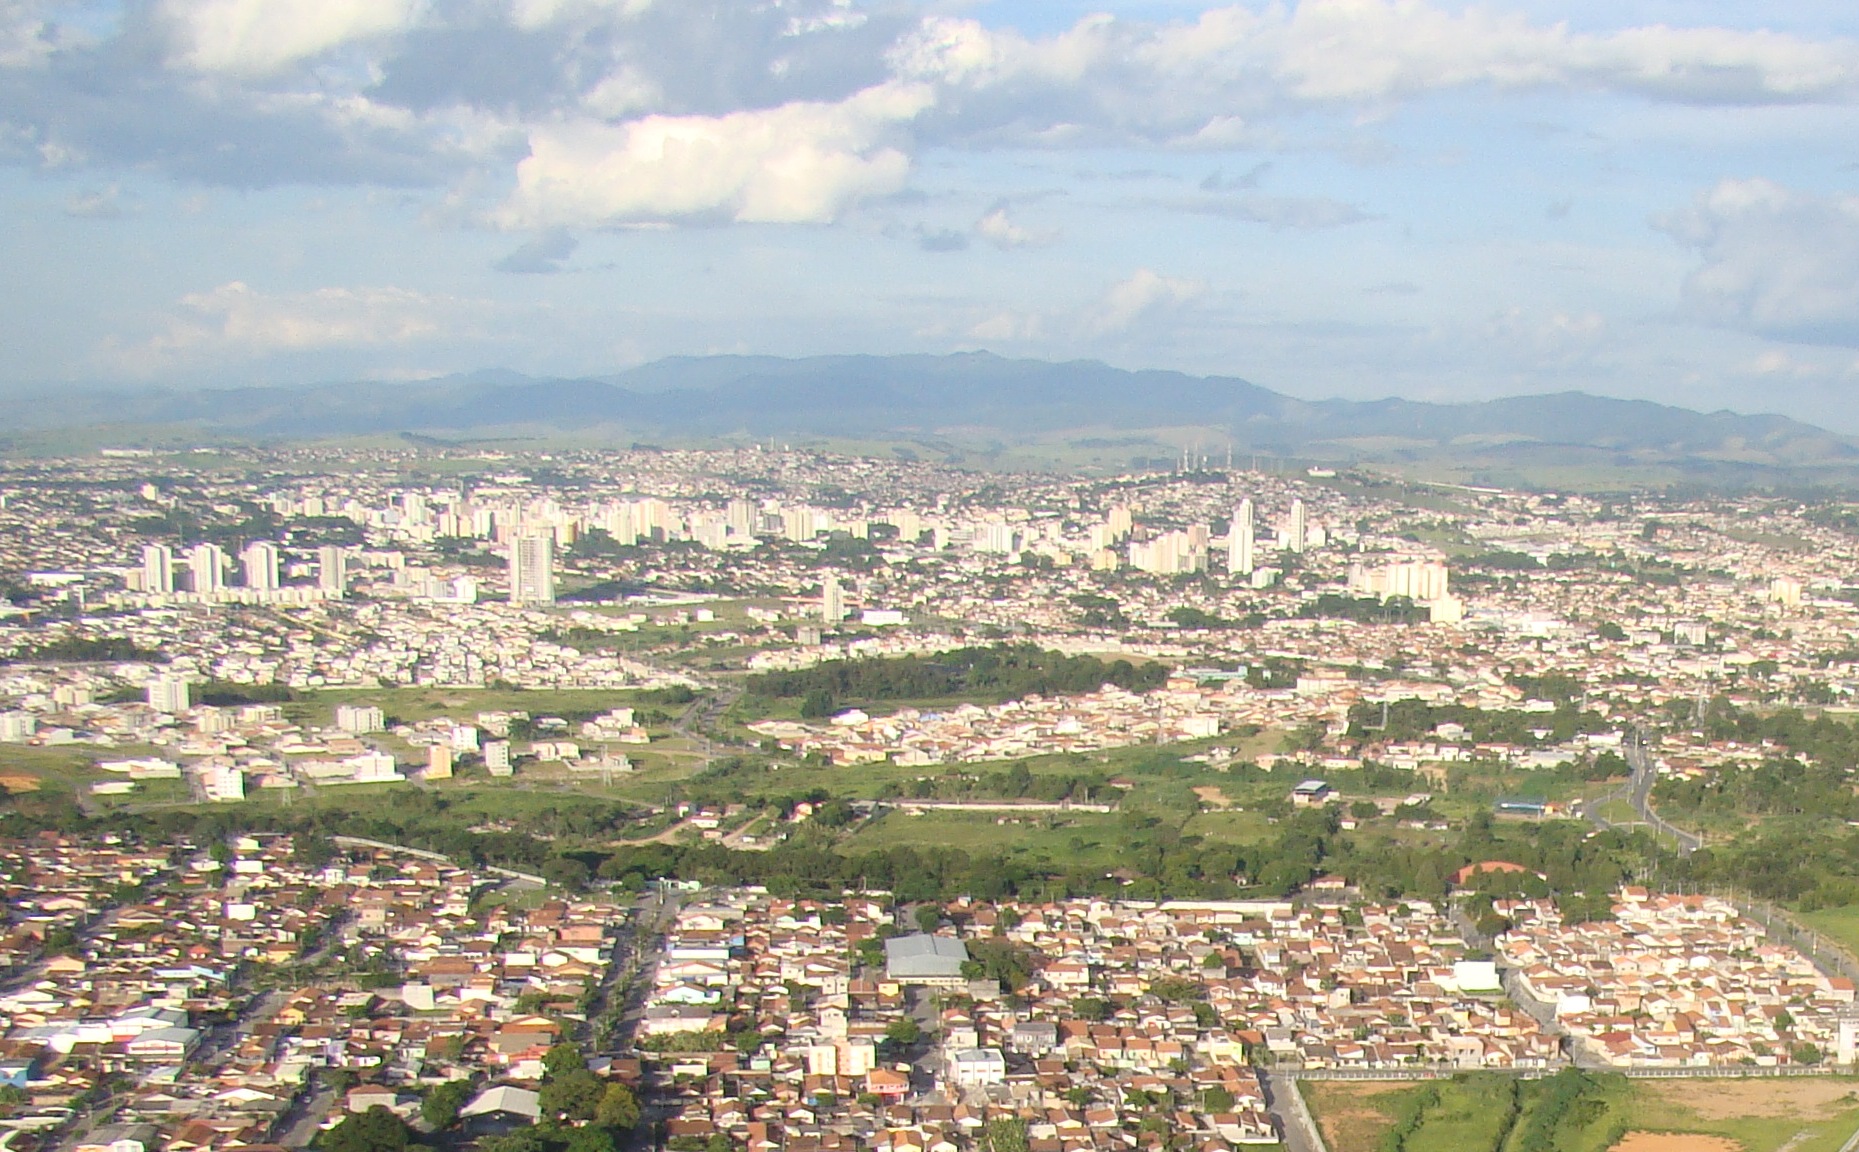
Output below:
[1258,1071,1323,1152]
[1581,728,1700,855]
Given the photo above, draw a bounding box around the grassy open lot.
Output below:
[1800,905,1859,965]
[0,741,188,810]
[1302,1073,1859,1152]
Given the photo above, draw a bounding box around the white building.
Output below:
[944,1048,1007,1088]
[509,533,556,604]
[318,546,348,595]
[335,704,385,734]
[141,544,175,595]
[0,711,37,742]
[146,675,191,715]
[188,543,226,595]
[241,542,280,591]
[1228,498,1255,576]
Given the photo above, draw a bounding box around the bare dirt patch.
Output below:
[1304,1081,1412,1152]
[1610,1134,1739,1152]
[1193,785,1231,808]
[1644,1078,1859,1121]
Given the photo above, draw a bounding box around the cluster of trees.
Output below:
[1346,698,1611,748]
[1673,700,1859,771]
[751,645,1167,717]
[1656,757,1859,821]
[1299,594,1428,625]
[874,761,1111,804]
[1,636,166,665]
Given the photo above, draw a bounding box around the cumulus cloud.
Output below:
[893,2,1859,147]
[1659,178,1859,345]
[130,281,443,364]
[507,0,652,33]
[499,81,931,227]
[974,206,1057,249]
[1083,268,1205,336]
[0,0,56,67]
[962,269,1204,346]
[495,228,577,273]
[162,0,427,75]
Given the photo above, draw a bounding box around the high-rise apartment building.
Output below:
[1229,499,1255,576]
[318,546,348,595]
[1288,499,1308,555]
[141,544,175,595]
[188,543,226,594]
[147,674,191,714]
[509,532,556,604]
[241,541,280,590]
[822,576,847,623]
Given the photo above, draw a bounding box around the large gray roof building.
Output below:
[884,932,970,985]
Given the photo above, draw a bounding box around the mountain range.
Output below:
[9,354,1856,482]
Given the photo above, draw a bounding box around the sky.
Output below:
[5,0,1859,429]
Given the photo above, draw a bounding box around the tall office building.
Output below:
[318,546,348,595]
[1228,499,1255,576]
[822,576,847,623]
[509,532,556,604]
[188,543,226,594]
[141,544,175,595]
[1288,499,1307,555]
[146,674,191,714]
[241,541,280,591]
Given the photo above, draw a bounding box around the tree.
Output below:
[543,1042,587,1080]
[565,1127,618,1152]
[482,1130,545,1152]
[985,1118,1029,1152]
[421,1080,473,1131]
[594,1083,641,1130]
[320,1107,412,1152]
[540,1070,605,1122]
[884,1018,922,1047]
[913,904,942,932]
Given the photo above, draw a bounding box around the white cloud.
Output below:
[974,206,1057,249]
[131,282,443,365]
[969,269,1206,346]
[892,2,1859,147]
[1083,268,1205,337]
[499,81,932,227]
[508,0,652,33]
[1659,178,1859,345]
[163,0,426,75]
[0,0,54,67]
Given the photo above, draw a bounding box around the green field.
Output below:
[1800,905,1859,966]
[1302,1071,1859,1152]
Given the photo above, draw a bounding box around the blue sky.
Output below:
[5,0,1859,429]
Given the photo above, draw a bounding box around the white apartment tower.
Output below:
[318,545,348,594]
[241,541,280,590]
[147,674,191,714]
[1288,499,1307,555]
[822,576,847,623]
[141,544,175,595]
[1229,499,1255,576]
[509,532,556,604]
[188,543,227,594]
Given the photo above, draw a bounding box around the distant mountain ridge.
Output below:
[8,353,1855,475]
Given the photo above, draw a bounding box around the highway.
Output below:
[1580,728,1700,856]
